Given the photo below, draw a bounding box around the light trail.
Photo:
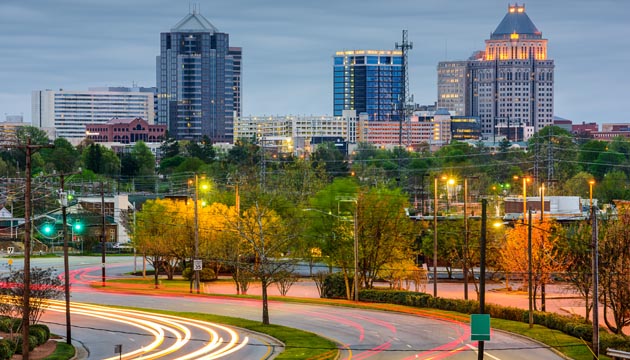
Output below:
[45,300,251,359]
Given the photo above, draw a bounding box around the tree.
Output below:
[357,186,417,288]
[40,138,79,173]
[185,136,216,163]
[499,220,567,310]
[81,144,120,175]
[160,136,180,159]
[562,222,594,322]
[599,204,630,334]
[0,267,63,326]
[598,171,629,204]
[228,198,298,324]
[311,141,349,179]
[528,126,579,184]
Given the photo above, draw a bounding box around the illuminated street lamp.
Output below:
[589,180,595,210]
[433,175,455,297]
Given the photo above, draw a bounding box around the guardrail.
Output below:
[607,348,630,359]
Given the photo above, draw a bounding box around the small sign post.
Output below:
[114,344,122,360]
[470,314,491,341]
[193,259,203,271]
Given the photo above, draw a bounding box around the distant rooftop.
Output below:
[171,10,219,33]
[491,4,542,40]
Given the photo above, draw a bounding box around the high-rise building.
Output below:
[333,50,404,121]
[32,87,156,144]
[437,4,554,141]
[157,10,241,143]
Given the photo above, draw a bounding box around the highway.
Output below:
[2,256,566,359]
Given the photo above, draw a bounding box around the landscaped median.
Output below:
[96,278,629,360]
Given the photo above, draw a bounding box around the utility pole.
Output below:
[101,181,106,287]
[528,209,533,328]
[14,138,53,360]
[193,174,200,294]
[591,205,599,359]
[58,172,77,345]
[478,199,487,360]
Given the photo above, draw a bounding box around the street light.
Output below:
[589,180,595,210]
[432,175,454,297]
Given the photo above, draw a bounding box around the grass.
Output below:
[44,342,75,360]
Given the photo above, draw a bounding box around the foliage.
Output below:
[81,143,120,175]
[562,222,594,321]
[358,288,630,353]
[321,272,352,299]
[44,342,76,360]
[599,204,630,334]
[182,267,216,282]
[499,220,568,309]
[311,141,349,179]
[0,339,14,360]
[0,267,64,325]
[185,136,216,163]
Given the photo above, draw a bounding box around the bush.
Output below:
[14,335,38,354]
[30,324,50,342]
[0,339,15,360]
[29,324,50,345]
[182,267,216,282]
[0,318,21,333]
[322,273,351,299]
[357,288,630,350]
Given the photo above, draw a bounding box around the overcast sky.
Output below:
[1,0,628,124]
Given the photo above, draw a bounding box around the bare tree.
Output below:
[0,267,63,326]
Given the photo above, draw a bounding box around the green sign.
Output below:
[470,314,491,341]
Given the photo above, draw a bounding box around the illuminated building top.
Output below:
[484,3,547,60]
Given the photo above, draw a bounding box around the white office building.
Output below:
[32,87,156,144]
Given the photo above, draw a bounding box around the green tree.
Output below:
[527,126,578,184]
[357,186,417,288]
[599,205,630,334]
[598,171,629,204]
[40,138,79,173]
[311,141,349,179]
[185,136,216,163]
[131,141,156,176]
[82,144,120,175]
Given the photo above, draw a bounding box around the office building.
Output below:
[437,4,554,141]
[32,87,155,144]
[85,117,166,144]
[333,50,404,121]
[157,10,241,143]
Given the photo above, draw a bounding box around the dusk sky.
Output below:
[1,0,628,124]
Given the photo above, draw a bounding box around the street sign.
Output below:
[7,247,14,254]
[470,314,491,341]
[8,259,13,266]
[193,259,203,271]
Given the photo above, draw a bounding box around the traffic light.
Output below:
[42,223,54,236]
[73,221,83,233]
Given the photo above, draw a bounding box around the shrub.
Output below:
[182,267,216,282]
[14,335,38,354]
[0,318,21,333]
[29,324,50,345]
[0,339,14,360]
[357,288,630,350]
[30,324,50,342]
[322,273,351,299]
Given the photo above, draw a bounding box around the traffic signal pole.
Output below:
[60,174,72,345]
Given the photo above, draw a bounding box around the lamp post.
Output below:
[589,180,595,209]
[192,174,200,294]
[433,176,438,297]
[590,180,599,359]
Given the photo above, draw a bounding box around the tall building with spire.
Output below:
[438,4,554,141]
[157,9,241,142]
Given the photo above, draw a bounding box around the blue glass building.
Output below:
[333,50,404,121]
[157,10,241,142]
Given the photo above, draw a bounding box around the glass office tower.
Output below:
[333,50,404,121]
[157,10,241,142]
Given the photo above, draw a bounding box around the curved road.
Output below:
[4,256,566,359]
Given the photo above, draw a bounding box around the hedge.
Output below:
[359,288,630,351]
[0,339,14,360]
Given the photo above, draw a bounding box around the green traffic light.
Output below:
[74,222,83,232]
[42,224,54,235]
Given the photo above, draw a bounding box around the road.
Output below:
[1,256,567,359]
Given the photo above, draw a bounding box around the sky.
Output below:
[1,0,629,124]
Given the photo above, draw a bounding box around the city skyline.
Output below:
[1,0,628,124]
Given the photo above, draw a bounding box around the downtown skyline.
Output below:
[1,0,628,124]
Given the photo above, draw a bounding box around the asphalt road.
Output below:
[2,256,567,359]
